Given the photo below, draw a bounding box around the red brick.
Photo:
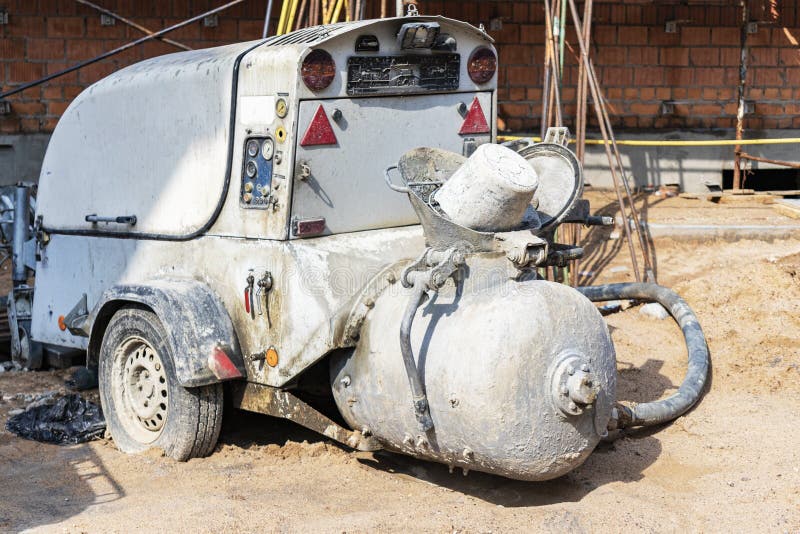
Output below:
[63,85,84,99]
[8,61,46,83]
[499,103,531,118]
[27,37,66,60]
[66,39,112,60]
[647,28,680,46]
[596,46,626,65]
[45,62,79,84]
[46,100,71,116]
[42,118,59,132]
[690,48,719,66]
[0,117,22,134]
[499,45,532,65]
[21,118,42,132]
[719,48,741,66]
[628,46,658,65]
[5,16,47,37]
[750,47,779,66]
[753,68,785,86]
[41,86,62,99]
[617,26,646,45]
[77,61,115,84]
[692,104,722,116]
[506,66,538,86]
[10,101,45,116]
[47,16,85,38]
[525,88,542,101]
[681,27,710,46]
[695,68,726,86]
[520,24,545,44]
[711,27,740,46]
[0,37,26,60]
[661,47,689,66]
[780,49,800,66]
[666,67,694,88]
[86,16,128,39]
[593,26,618,45]
[238,20,263,40]
[655,87,671,100]
[629,102,659,115]
[199,19,238,42]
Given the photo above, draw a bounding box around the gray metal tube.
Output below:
[12,185,29,284]
[576,283,709,428]
[399,281,434,432]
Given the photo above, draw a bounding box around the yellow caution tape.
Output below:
[498,135,800,147]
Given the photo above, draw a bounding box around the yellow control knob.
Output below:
[244,182,254,193]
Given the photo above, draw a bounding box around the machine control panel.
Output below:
[241,137,275,208]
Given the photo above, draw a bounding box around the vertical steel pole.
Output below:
[733,0,749,191]
[12,185,29,285]
[262,0,275,38]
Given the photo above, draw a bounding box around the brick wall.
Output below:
[426,0,800,132]
[1,0,800,135]
[0,0,269,134]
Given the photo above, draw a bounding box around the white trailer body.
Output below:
[32,16,496,388]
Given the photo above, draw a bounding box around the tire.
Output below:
[98,308,223,461]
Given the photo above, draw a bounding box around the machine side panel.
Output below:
[36,42,256,237]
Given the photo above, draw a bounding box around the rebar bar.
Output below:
[76,0,191,52]
[0,0,248,100]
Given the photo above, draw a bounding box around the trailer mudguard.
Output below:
[87,279,245,387]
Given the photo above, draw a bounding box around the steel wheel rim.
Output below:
[112,336,169,444]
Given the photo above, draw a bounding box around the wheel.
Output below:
[12,323,43,370]
[98,308,223,461]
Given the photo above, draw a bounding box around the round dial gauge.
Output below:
[246,139,260,158]
[261,138,274,160]
[245,161,257,178]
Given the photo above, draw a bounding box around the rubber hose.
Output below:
[576,283,709,429]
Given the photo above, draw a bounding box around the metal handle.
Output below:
[384,165,410,193]
[85,214,137,225]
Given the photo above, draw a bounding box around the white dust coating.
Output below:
[435,143,539,232]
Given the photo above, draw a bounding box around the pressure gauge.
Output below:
[246,139,260,158]
[246,161,257,178]
[261,138,274,160]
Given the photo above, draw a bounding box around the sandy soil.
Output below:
[1,195,799,533]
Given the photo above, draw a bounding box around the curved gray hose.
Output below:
[577,283,709,429]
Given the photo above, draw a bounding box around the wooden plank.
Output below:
[773,201,800,220]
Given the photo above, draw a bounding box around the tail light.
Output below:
[468,47,497,84]
[301,49,336,91]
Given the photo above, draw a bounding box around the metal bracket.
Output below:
[544,126,570,147]
[232,382,382,452]
[64,293,90,337]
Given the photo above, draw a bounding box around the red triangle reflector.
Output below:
[300,105,337,147]
[459,97,490,135]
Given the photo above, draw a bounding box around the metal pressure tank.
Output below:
[331,255,617,481]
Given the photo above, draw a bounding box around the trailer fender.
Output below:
[87,279,245,387]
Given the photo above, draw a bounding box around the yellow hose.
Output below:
[330,0,344,23]
[286,0,300,33]
[498,135,800,147]
[277,0,290,34]
[344,0,350,21]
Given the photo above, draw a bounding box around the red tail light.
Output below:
[301,49,336,91]
[468,47,497,84]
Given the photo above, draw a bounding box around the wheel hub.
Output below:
[119,340,168,434]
